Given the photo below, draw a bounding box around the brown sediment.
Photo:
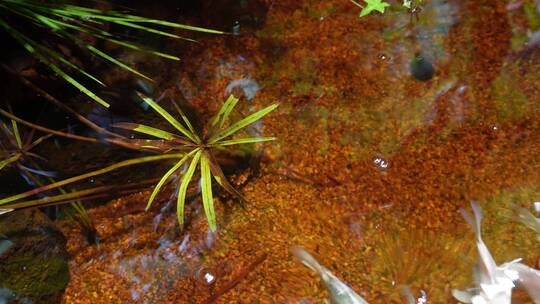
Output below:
[60,0,540,303]
[204,253,268,304]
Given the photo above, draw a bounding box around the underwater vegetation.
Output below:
[0,94,278,232]
[350,0,425,18]
[116,94,278,231]
[2,0,540,302]
[0,110,97,241]
[0,0,222,107]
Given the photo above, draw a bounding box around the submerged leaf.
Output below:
[208,103,278,144]
[215,137,276,146]
[210,94,239,129]
[177,150,202,226]
[146,149,198,211]
[113,122,178,141]
[0,154,21,171]
[200,152,217,231]
[138,93,200,143]
[0,153,187,206]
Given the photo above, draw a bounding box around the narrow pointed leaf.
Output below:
[0,153,186,205]
[113,20,184,39]
[177,150,201,226]
[216,137,276,146]
[10,119,22,148]
[102,37,180,60]
[200,152,217,231]
[113,122,177,140]
[210,94,239,128]
[138,93,199,143]
[209,104,278,144]
[85,45,152,81]
[146,149,198,210]
[171,101,200,142]
[0,18,110,107]
[0,154,21,171]
[33,40,105,86]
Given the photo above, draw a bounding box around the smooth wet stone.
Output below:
[0,209,69,303]
[410,54,435,81]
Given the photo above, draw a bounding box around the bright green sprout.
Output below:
[0,0,223,107]
[350,0,391,17]
[114,94,278,231]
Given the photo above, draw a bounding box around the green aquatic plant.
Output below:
[350,0,391,17]
[114,94,278,231]
[350,0,424,20]
[0,112,96,240]
[0,0,222,107]
[0,95,278,232]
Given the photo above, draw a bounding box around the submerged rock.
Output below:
[0,209,69,303]
[410,53,435,81]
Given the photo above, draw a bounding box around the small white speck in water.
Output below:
[373,157,389,169]
[418,290,428,304]
[534,202,540,213]
[204,273,215,284]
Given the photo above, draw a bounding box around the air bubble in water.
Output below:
[373,157,389,169]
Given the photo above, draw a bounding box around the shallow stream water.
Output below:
[2,0,540,303]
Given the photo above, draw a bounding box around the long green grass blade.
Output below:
[117,16,224,34]
[113,20,185,39]
[39,3,223,34]
[177,149,201,226]
[102,37,180,60]
[215,137,276,146]
[0,18,110,107]
[200,152,217,231]
[209,104,278,144]
[170,101,200,143]
[138,93,199,143]
[146,149,198,211]
[4,185,112,210]
[35,42,105,86]
[113,122,177,140]
[85,45,152,81]
[0,153,186,205]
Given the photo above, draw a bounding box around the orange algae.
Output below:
[61,0,540,303]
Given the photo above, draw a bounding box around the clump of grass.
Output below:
[114,94,278,231]
[0,0,222,107]
[0,95,278,232]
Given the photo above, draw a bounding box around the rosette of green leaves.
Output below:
[114,94,278,231]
